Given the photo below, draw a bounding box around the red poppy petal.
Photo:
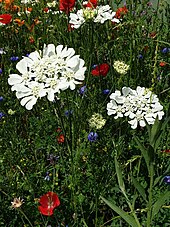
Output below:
[0,14,12,24]
[38,206,54,216]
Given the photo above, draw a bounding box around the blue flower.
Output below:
[162,48,170,54]
[163,176,170,184]
[79,85,87,95]
[138,54,143,59]
[10,56,19,61]
[0,68,2,74]
[88,132,98,142]
[103,89,110,95]
[65,110,73,117]
[0,96,3,101]
[92,64,98,69]
[0,112,5,119]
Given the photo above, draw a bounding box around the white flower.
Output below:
[11,197,24,209]
[89,113,106,129]
[8,44,86,109]
[113,60,130,75]
[16,81,46,110]
[107,86,164,129]
[21,0,39,4]
[47,1,57,8]
[94,5,115,24]
[69,5,120,29]
[69,10,85,29]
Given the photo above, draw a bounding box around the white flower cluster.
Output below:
[21,0,39,4]
[8,44,86,110]
[113,60,130,75]
[107,86,164,129]
[89,113,106,129]
[69,5,120,29]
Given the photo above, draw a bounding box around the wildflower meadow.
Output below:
[0,0,170,226]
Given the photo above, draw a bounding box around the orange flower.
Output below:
[56,134,65,144]
[14,18,25,26]
[159,62,167,67]
[26,7,33,13]
[115,6,128,19]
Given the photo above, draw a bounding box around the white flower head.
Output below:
[107,86,164,129]
[113,60,130,75]
[11,197,24,209]
[89,113,106,129]
[8,44,86,110]
[69,4,120,29]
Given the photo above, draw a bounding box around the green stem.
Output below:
[123,192,141,227]
[147,163,154,227]
[19,209,34,227]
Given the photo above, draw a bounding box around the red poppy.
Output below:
[0,14,12,25]
[115,6,128,19]
[59,0,75,14]
[38,192,60,216]
[159,62,167,67]
[57,134,65,144]
[91,63,110,77]
[162,149,170,153]
[43,7,49,13]
[83,0,98,8]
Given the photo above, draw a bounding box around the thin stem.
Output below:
[147,163,154,227]
[19,209,34,227]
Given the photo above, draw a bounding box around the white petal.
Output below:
[8,74,23,85]
[43,44,55,57]
[56,45,63,56]
[47,90,55,101]
[20,96,33,106]
[16,59,28,74]
[67,56,79,68]
[25,96,37,110]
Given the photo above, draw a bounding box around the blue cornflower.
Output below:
[0,68,2,74]
[163,176,170,184]
[88,132,98,142]
[79,85,87,95]
[10,56,19,61]
[162,48,170,54]
[65,110,73,117]
[0,96,3,101]
[138,54,143,59]
[0,112,5,119]
[103,89,110,95]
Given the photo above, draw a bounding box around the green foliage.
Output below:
[0,0,170,226]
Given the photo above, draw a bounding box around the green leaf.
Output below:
[150,117,162,147]
[133,136,150,174]
[131,176,147,202]
[114,156,125,191]
[152,191,170,217]
[100,196,140,227]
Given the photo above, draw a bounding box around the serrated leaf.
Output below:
[131,176,147,202]
[152,191,170,217]
[100,196,140,227]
